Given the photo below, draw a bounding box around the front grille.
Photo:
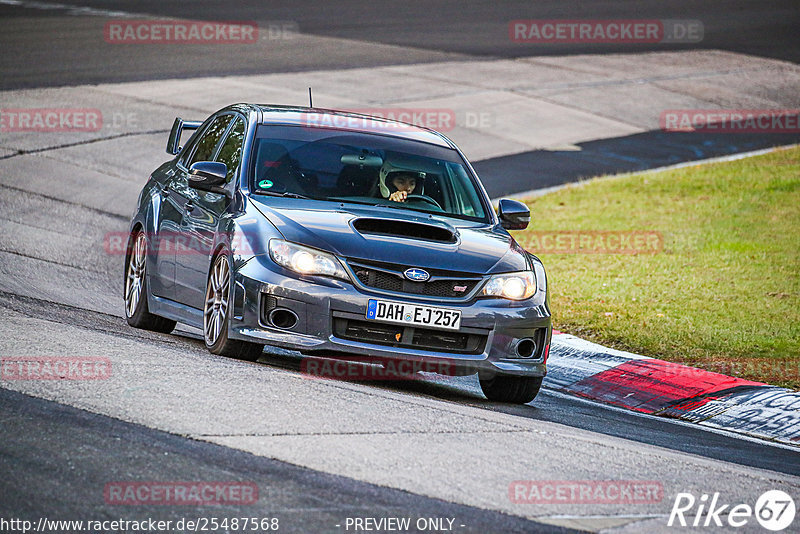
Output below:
[349,260,482,298]
[333,318,487,354]
[262,295,278,312]
[260,294,278,324]
[355,268,404,293]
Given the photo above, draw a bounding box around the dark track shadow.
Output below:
[474,130,800,198]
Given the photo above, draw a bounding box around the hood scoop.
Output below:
[352,218,457,243]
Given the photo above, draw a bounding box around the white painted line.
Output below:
[538,514,668,520]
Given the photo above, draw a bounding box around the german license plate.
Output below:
[366,299,461,331]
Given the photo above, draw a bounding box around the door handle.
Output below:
[184,201,195,213]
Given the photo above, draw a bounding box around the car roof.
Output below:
[243,104,455,149]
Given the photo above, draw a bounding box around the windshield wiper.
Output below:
[327,197,383,207]
[381,202,435,215]
[257,191,312,200]
[329,197,439,215]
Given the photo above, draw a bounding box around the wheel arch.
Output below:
[207,242,230,281]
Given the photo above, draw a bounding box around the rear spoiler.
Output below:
[166,118,203,155]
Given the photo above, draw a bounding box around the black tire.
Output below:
[203,252,264,361]
[479,374,543,404]
[124,230,176,334]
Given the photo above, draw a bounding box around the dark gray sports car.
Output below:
[124,104,551,403]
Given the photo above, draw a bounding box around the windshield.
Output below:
[250,125,489,222]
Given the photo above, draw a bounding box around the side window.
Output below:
[186,115,232,167]
[215,118,246,183]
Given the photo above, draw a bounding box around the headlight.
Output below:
[481,271,536,300]
[268,239,349,281]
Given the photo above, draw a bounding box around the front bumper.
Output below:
[228,255,551,377]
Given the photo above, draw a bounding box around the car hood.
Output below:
[249,197,528,274]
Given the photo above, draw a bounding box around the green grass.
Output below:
[512,146,800,389]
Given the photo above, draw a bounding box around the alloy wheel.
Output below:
[125,233,146,318]
[204,255,230,346]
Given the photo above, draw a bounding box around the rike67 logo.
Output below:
[668,490,795,531]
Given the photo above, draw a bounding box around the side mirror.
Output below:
[189,161,231,198]
[498,198,530,230]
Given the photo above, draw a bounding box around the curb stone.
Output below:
[545,332,800,447]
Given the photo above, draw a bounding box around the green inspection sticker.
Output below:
[258,179,273,189]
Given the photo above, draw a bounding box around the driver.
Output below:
[375,159,426,203]
[386,171,419,202]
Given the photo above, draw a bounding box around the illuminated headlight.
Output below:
[481,271,536,300]
[268,240,349,281]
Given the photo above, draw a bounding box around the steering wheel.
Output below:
[405,194,442,210]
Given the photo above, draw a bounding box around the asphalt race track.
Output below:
[1,0,799,89]
[0,387,573,534]
[1,2,799,533]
